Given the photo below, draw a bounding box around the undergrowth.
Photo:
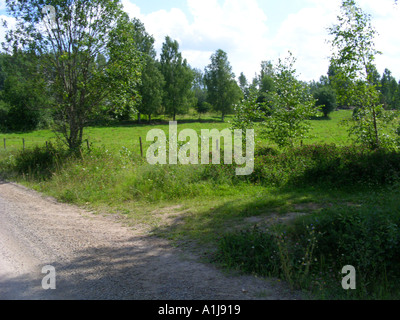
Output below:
[1,142,400,299]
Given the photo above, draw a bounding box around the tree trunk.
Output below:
[138,113,141,124]
[68,125,83,151]
[148,114,152,123]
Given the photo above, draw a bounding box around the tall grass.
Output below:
[1,110,400,299]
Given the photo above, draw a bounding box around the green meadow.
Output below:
[0,110,354,153]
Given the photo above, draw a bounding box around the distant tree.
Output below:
[238,72,249,98]
[367,64,381,87]
[198,102,212,116]
[259,61,274,86]
[130,18,164,123]
[327,63,353,107]
[257,60,275,104]
[4,0,143,150]
[395,80,400,109]
[192,68,209,117]
[313,86,338,117]
[160,36,194,121]
[0,53,7,92]
[139,58,164,123]
[204,49,243,121]
[380,68,398,110]
[0,51,51,131]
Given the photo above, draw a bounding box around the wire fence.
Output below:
[0,137,145,157]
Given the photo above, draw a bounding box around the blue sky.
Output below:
[1,0,400,82]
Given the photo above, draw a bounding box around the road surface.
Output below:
[0,181,297,300]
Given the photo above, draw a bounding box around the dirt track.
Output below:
[0,181,299,300]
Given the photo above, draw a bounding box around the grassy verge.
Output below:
[1,110,400,299]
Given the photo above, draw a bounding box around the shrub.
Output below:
[217,202,400,297]
[14,144,68,179]
[217,226,280,276]
[291,203,400,297]
[313,86,337,117]
[250,144,400,188]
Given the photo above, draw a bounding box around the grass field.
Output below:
[0,110,355,153]
[1,109,400,299]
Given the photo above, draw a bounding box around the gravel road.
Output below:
[0,181,299,300]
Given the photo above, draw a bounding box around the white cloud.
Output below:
[274,0,400,80]
[270,2,340,81]
[122,0,270,81]
[359,0,400,78]
[2,0,400,82]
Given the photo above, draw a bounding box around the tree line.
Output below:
[0,0,399,151]
[232,0,400,150]
[0,1,243,143]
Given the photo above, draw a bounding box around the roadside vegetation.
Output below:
[1,0,400,300]
[1,109,400,299]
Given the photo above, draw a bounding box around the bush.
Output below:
[291,203,400,297]
[217,201,400,297]
[0,100,9,132]
[197,101,212,115]
[217,226,280,276]
[313,86,337,117]
[250,144,400,188]
[14,144,68,179]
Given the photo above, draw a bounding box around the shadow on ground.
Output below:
[0,234,298,300]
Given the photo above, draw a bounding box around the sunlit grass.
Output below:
[0,110,355,154]
[1,109,400,299]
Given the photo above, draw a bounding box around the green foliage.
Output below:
[138,56,165,121]
[4,0,143,150]
[313,86,337,117]
[217,226,280,276]
[0,52,52,132]
[380,69,399,110]
[160,36,195,121]
[257,60,275,104]
[218,201,400,298]
[0,100,9,131]
[348,101,397,150]
[292,202,400,297]
[204,49,243,121]
[328,0,394,149]
[13,144,68,179]
[192,68,210,116]
[238,72,249,98]
[197,102,212,115]
[230,88,261,132]
[217,222,319,289]
[261,53,317,147]
[129,18,164,122]
[251,144,400,188]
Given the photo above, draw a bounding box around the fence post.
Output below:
[139,137,143,158]
[23,138,25,151]
[3,138,5,150]
[86,139,90,151]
